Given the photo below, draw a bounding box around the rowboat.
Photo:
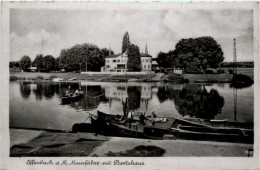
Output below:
[170,127,253,143]
[90,111,253,143]
[61,91,84,104]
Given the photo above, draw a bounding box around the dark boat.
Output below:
[90,111,253,143]
[61,91,84,104]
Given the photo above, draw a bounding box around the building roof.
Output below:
[106,54,122,58]
[140,53,152,58]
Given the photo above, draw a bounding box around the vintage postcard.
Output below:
[1,1,259,170]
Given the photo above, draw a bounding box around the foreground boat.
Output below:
[89,111,253,143]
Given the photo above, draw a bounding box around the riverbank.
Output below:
[10,128,253,157]
[10,72,157,82]
[10,67,253,83]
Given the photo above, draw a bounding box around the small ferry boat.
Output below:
[89,111,253,143]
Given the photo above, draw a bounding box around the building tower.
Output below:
[145,43,148,55]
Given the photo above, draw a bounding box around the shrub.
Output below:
[167,73,188,83]
[230,74,253,88]
[36,75,44,80]
[217,69,225,74]
[49,75,57,80]
[10,76,18,81]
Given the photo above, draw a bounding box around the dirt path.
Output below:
[89,137,253,157]
[10,129,253,157]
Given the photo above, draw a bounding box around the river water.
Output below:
[9,81,253,131]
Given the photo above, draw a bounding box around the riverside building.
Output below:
[101,45,152,73]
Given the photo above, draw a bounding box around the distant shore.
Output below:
[10,128,253,157]
[10,67,253,83]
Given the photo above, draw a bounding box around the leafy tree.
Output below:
[59,43,111,72]
[32,54,44,71]
[157,51,176,68]
[20,55,31,71]
[174,37,224,73]
[55,57,61,71]
[157,36,224,73]
[100,48,114,67]
[122,32,130,53]
[9,61,20,68]
[127,44,141,72]
[42,55,55,72]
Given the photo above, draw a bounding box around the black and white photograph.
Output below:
[1,1,259,170]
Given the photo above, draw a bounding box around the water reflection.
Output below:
[13,81,253,131]
[19,82,31,99]
[172,86,225,119]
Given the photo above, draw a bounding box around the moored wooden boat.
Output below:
[170,127,253,143]
[90,111,254,143]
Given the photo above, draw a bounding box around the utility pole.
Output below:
[233,39,237,121]
[86,47,88,72]
[233,38,237,75]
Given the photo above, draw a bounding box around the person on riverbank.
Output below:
[139,112,146,124]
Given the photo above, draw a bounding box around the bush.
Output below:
[49,75,57,80]
[205,69,214,74]
[167,73,188,83]
[228,69,233,74]
[230,74,253,88]
[217,69,225,74]
[36,75,44,80]
[10,76,18,81]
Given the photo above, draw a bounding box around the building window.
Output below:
[113,60,116,63]
[148,65,150,68]
[144,65,146,68]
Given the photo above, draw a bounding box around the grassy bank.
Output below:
[10,72,110,81]
[183,74,233,83]
[182,68,253,83]
[10,72,157,82]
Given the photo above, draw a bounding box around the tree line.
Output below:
[11,43,113,72]
[10,34,225,74]
[10,32,141,72]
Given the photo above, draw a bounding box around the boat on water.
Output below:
[89,111,253,143]
[61,91,84,104]
[52,78,64,82]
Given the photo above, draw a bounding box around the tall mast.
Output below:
[233,38,237,75]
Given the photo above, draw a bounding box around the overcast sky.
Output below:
[10,9,253,61]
